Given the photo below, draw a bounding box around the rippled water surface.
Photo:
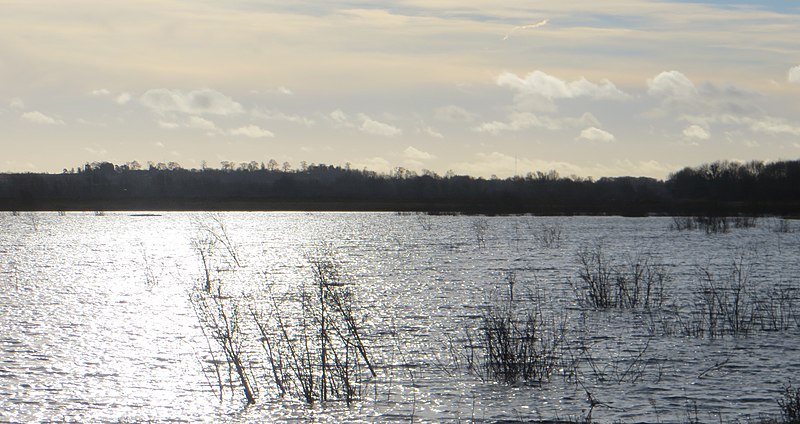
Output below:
[1,212,799,422]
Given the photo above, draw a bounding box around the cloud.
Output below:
[357,114,402,137]
[577,127,615,143]
[329,109,352,127]
[21,111,64,125]
[140,88,244,116]
[9,98,25,109]
[745,116,800,136]
[419,126,444,138]
[252,109,315,126]
[116,92,132,105]
[789,66,800,84]
[683,124,710,140]
[229,125,275,138]
[277,86,293,95]
[647,71,698,102]
[497,70,629,112]
[403,146,436,160]
[158,120,180,129]
[433,105,477,122]
[329,110,402,136]
[474,111,598,135]
[503,19,548,41]
[186,116,219,132]
[682,113,800,137]
[90,89,110,96]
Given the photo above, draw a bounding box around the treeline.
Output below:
[1,159,799,215]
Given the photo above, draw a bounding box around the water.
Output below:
[1,212,798,422]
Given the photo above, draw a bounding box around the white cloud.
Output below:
[230,125,275,138]
[90,89,110,96]
[577,127,615,143]
[21,111,64,125]
[789,66,800,84]
[683,124,710,140]
[433,105,477,122]
[186,116,219,132]
[329,109,352,127]
[357,114,402,137]
[496,70,629,112]
[419,126,444,138]
[140,88,244,116]
[403,146,435,160]
[116,92,132,105]
[647,71,698,101]
[277,86,293,95]
[503,19,548,41]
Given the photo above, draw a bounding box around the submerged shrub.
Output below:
[253,247,375,404]
[464,300,566,386]
[572,244,669,310]
[534,221,564,248]
[778,384,800,423]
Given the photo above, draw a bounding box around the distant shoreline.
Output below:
[2,159,799,217]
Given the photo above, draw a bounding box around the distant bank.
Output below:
[1,159,798,216]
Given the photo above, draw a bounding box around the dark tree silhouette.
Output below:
[1,159,798,215]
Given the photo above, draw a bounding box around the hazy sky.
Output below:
[2,0,799,178]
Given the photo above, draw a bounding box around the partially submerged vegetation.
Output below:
[189,218,374,406]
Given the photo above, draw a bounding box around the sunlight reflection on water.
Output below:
[0,212,798,422]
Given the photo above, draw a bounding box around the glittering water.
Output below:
[1,212,798,422]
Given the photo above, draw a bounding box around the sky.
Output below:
[1,0,799,179]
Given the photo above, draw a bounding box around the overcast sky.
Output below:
[2,0,799,178]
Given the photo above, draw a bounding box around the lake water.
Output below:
[1,212,799,422]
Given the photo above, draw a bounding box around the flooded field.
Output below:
[1,212,799,422]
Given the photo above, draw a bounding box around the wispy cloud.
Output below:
[21,111,64,125]
[502,19,548,40]
[252,109,315,126]
[503,19,549,41]
[9,98,24,109]
[433,105,477,122]
[474,111,599,135]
